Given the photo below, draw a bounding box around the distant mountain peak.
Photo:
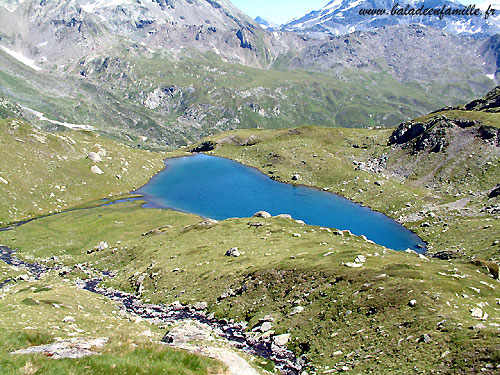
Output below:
[281,0,500,37]
[255,16,278,29]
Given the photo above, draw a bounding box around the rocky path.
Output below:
[0,245,301,374]
[180,344,260,375]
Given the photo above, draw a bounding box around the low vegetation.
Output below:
[1,88,499,373]
[0,118,165,225]
[0,276,223,375]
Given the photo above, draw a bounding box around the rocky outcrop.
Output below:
[489,184,500,198]
[11,337,109,359]
[236,28,254,50]
[190,140,217,152]
[218,135,258,146]
[389,117,452,152]
[428,249,464,260]
[464,86,500,112]
[478,125,500,146]
[389,115,500,153]
[141,85,194,113]
[389,121,428,145]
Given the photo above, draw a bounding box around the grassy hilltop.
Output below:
[0,118,165,225]
[0,88,500,373]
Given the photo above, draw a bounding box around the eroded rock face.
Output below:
[389,115,500,153]
[236,27,254,50]
[478,126,500,146]
[388,116,452,152]
[389,121,428,145]
[414,125,450,153]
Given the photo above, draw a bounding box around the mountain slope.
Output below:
[0,0,296,69]
[0,118,165,225]
[0,0,497,149]
[0,84,499,375]
[287,24,497,86]
[3,39,483,149]
[282,0,500,37]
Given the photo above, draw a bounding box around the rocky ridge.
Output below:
[282,0,500,37]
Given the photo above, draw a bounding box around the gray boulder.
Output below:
[273,334,291,346]
[253,211,271,218]
[225,247,241,257]
[87,152,102,163]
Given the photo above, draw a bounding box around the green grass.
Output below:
[1,339,222,375]
[0,46,493,150]
[0,103,499,373]
[0,276,223,375]
[0,119,166,225]
[1,200,499,373]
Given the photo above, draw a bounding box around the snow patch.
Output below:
[342,0,364,12]
[0,46,41,71]
[487,73,495,80]
[21,106,95,131]
[81,0,126,13]
[1,0,25,12]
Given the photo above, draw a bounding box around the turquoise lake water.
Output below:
[134,154,426,252]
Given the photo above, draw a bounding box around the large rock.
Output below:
[260,321,272,332]
[11,337,108,359]
[489,184,500,198]
[225,247,241,257]
[253,211,271,218]
[273,334,291,346]
[87,152,102,163]
[91,165,103,174]
[471,307,484,319]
